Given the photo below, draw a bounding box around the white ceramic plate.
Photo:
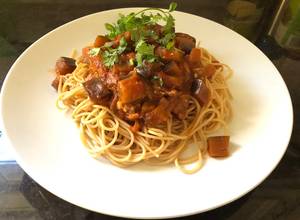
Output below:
[0,8,293,219]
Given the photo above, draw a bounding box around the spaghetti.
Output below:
[55,48,232,174]
[51,5,232,174]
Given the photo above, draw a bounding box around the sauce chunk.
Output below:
[207,136,230,157]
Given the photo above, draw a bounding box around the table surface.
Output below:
[0,1,300,219]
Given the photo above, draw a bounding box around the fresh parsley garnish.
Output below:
[88,47,101,56]
[152,75,164,87]
[91,2,178,68]
[159,32,175,49]
[105,23,115,33]
[88,42,114,57]
[166,40,175,50]
[168,2,177,12]
[105,2,177,48]
[135,39,156,66]
[102,37,127,67]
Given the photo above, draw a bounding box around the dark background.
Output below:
[0,0,299,219]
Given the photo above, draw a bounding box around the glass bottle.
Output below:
[224,0,274,41]
[273,0,300,58]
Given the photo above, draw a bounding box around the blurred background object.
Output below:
[272,0,300,58]
[223,0,300,60]
[223,0,276,41]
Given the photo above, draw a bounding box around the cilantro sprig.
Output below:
[90,2,177,68]
[105,2,177,41]
[103,37,127,67]
[88,37,127,68]
[135,39,156,66]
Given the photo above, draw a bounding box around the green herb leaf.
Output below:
[103,41,114,48]
[130,30,140,42]
[149,13,164,23]
[101,37,128,67]
[100,3,178,67]
[166,40,175,50]
[152,75,164,87]
[168,2,177,12]
[164,15,175,33]
[136,39,154,55]
[102,50,118,67]
[118,37,127,52]
[159,32,175,46]
[147,56,157,63]
[104,4,176,44]
[105,23,115,32]
[89,47,100,56]
[135,39,156,66]
[135,53,143,67]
